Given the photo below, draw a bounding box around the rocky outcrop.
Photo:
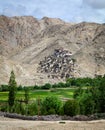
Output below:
[0,15,105,85]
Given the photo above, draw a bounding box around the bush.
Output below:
[41,83,52,89]
[0,85,9,91]
[52,83,58,88]
[73,87,83,99]
[34,85,40,89]
[24,87,30,104]
[59,106,64,115]
[27,101,38,116]
[41,96,62,115]
[48,108,56,115]
[17,85,23,91]
[0,103,9,112]
[57,82,66,88]
[78,92,95,115]
[10,101,25,115]
[63,100,79,116]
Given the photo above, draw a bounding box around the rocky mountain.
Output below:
[0,15,105,85]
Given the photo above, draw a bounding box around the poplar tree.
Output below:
[8,70,17,108]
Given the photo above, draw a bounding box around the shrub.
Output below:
[11,101,25,115]
[24,87,30,104]
[78,92,95,115]
[34,85,40,89]
[27,101,38,116]
[59,106,64,115]
[52,83,58,88]
[0,85,9,91]
[41,96,62,115]
[63,99,79,116]
[48,108,56,114]
[0,103,9,112]
[17,85,23,91]
[73,87,83,99]
[57,82,66,88]
[41,83,52,89]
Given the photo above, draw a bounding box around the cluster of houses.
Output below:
[38,48,76,79]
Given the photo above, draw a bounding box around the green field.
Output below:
[0,88,75,102]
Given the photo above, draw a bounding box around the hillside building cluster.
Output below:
[38,49,76,79]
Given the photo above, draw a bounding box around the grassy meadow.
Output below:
[0,88,75,103]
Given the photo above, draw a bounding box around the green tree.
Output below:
[8,70,17,109]
[63,99,79,116]
[98,75,105,112]
[78,92,95,115]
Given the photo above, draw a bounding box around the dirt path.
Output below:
[0,117,105,130]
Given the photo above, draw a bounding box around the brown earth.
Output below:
[0,15,105,85]
[0,117,105,130]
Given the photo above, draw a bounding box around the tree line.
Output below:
[0,75,103,91]
[0,71,105,116]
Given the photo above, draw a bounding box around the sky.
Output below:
[0,0,105,23]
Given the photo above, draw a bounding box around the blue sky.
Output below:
[0,0,105,23]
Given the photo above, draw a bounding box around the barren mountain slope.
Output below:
[0,15,105,85]
[73,24,105,77]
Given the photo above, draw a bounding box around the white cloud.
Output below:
[83,0,105,9]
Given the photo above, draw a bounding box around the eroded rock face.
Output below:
[0,15,105,85]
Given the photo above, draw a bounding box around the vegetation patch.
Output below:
[0,71,105,118]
